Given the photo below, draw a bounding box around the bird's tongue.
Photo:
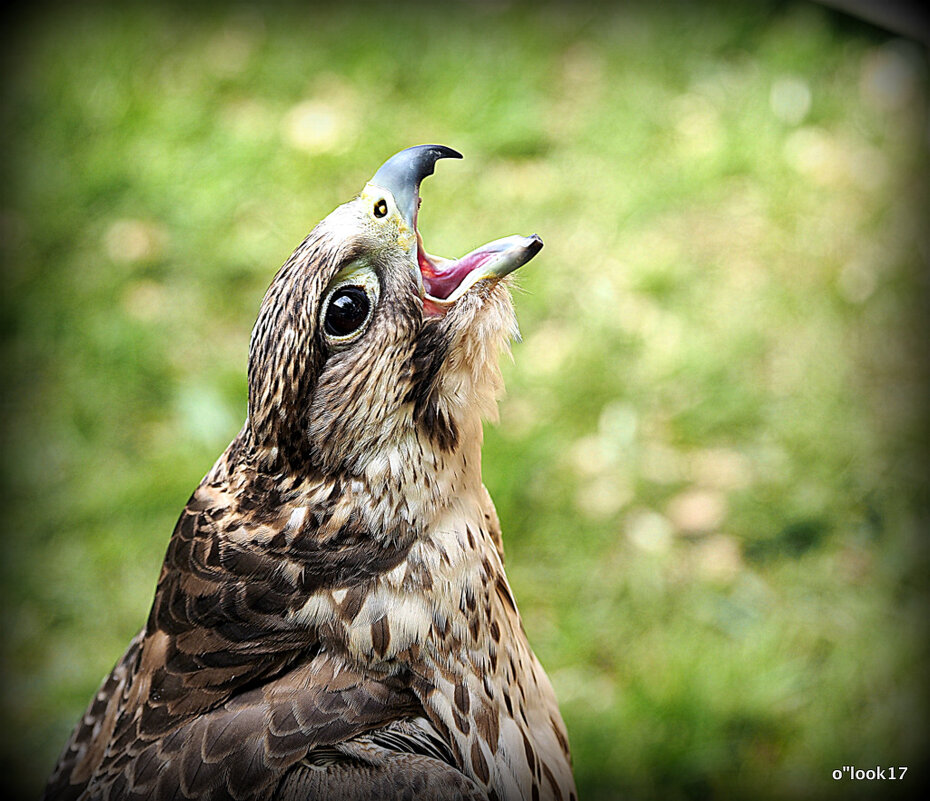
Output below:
[419,244,496,300]
[417,232,543,304]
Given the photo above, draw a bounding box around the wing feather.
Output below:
[43,475,425,801]
[274,753,486,801]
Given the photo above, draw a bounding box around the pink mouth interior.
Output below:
[414,197,499,300]
[418,243,495,300]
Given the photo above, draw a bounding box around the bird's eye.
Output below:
[321,260,379,348]
[323,285,372,339]
[373,199,388,218]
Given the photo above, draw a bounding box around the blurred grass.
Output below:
[1,1,928,799]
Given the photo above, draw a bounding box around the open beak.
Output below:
[367,145,543,316]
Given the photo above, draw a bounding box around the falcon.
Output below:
[44,145,576,801]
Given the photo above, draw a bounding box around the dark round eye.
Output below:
[324,286,371,338]
[373,199,388,218]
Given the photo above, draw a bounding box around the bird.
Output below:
[43,145,576,801]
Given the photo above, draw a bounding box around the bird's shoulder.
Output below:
[45,451,455,800]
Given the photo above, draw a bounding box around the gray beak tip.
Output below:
[369,144,463,227]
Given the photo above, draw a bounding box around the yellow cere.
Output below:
[361,183,416,251]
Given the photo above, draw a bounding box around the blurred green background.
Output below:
[1,1,928,799]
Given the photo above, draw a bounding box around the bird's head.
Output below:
[246,145,542,481]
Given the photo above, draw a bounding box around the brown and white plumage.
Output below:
[44,146,575,801]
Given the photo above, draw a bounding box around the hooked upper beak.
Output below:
[368,144,462,231]
[366,144,543,315]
